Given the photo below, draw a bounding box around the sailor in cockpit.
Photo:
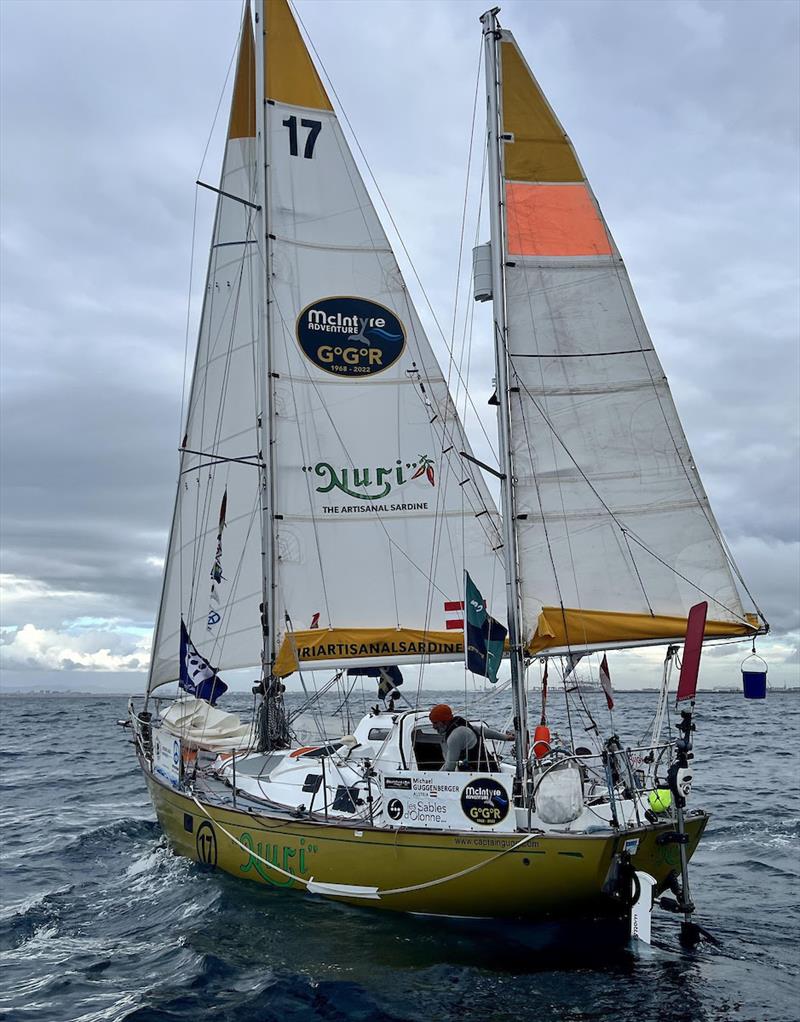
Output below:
[428,704,514,771]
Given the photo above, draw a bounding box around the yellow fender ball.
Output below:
[649,788,673,813]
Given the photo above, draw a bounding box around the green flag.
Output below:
[464,572,507,683]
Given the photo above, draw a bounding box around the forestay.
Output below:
[496,31,763,654]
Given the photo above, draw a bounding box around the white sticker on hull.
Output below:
[382,772,515,832]
[154,733,181,787]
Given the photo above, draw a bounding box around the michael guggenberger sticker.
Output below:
[296,296,405,378]
[460,778,510,827]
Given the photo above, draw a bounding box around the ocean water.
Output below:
[0,690,797,1022]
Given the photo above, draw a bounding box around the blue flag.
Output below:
[179,620,228,705]
[464,572,507,683]
[347,665,403,700]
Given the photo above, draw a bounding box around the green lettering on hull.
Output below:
[239,832,318,887]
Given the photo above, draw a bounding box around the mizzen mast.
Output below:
[481,6,530,801]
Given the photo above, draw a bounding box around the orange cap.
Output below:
[429,704,454,724]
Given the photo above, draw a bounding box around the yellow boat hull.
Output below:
[145,771,707,920]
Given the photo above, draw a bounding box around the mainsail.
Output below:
[148,1,503,692]
[495,31,764,654]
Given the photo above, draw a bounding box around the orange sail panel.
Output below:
[506,182,611,257]
[500,33,611,259]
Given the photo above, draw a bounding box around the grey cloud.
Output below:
[1,0,797,689]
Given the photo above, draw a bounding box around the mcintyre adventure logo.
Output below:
[296,296,405,378]
[460,778,510,826]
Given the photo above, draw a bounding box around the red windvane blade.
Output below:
[676,602,708,702]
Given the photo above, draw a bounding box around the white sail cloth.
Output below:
[267,104,503,661]
[506,254,749,640]
[149,133,265,692]
[495,28,757,651]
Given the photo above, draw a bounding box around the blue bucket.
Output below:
[741,653,768,699]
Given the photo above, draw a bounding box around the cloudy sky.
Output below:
[1,0,798,694]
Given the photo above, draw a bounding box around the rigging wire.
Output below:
[267,287,502,648]
[179,20,241,441]
[513,374,758,630]
[288,1,499,464]
[151,26,241,698]
[608,254,766,625]
[160,11,262,696]
[504,183,653,687]
[414,37,488,706]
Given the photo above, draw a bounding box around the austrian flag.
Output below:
[444,601,464,631]
[599,653,614,710]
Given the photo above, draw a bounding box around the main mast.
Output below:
[481,6,530,800]
[255,0,278,699]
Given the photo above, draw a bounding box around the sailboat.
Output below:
[128,0,766,941]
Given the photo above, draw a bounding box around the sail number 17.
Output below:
[282,116,322,159]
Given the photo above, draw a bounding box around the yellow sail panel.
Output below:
[274,628,465,677]
[500,35,581,183]
[228,5,256,140]
[265,0,333,111]
[529,607,760,654]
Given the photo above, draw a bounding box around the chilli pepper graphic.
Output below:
[411,455,435,486]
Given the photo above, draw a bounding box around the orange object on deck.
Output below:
[533,724,551,758]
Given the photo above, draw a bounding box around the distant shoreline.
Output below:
[1,688,798,697]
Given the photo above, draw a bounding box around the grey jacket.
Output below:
[442,724,510,771]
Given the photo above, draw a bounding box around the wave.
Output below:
[0,886,72,951]
[119,967,408,1022]
[738,858,799,880]
[63,816,160,856]
[700,816,800,851]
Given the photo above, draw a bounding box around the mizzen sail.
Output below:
[496,31,763,654]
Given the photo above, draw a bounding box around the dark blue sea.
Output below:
[0,690,798,1022]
